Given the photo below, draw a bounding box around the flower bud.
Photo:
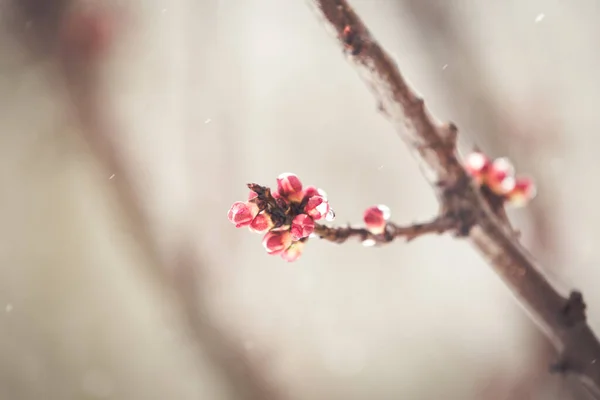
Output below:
[304,195,330,220]
[464,152,491,184]
[363,205,389,234]
[227,201,259,228]
[291,214,315,240]
[262,231,293,255]
[277,173,303,202]
[487,157,516,195]
[302,186,327,201]
[506,177,537,207]
[249,212,274,233]
[281,241,305,262]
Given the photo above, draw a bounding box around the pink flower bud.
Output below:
[262,231,293,255]
[363,205,389,234]
[228,201,259,228]
[281,241,305,262]
[249,212,274,233]
[506,177,537,207]
[302,186,328,201]
[304,195,330,220]
[464,152,491,184]
[487,157,516,195]
[277,173,303,202]
[270,191,289,210]
[303,186,318,199]
[290,214,315,240]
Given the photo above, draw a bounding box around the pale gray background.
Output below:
[0,0,598,399]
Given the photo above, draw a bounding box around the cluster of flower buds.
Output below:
[463,151,536,207]
[227,173,335,262]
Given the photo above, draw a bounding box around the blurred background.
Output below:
[0,0,599,398]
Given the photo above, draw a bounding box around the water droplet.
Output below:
[442,64,448,70]
[499,176,516,193]
[377,205,391,221]
[362,239,376,247]
[492,157,515,176]
[377,165,384,170]
[5,304,13,313]
[278,172,296,180]
[108,174,115,180]
[325,208,336,222]
[535,13,545,23]
[309,233,318,239]
[204,118,212,124]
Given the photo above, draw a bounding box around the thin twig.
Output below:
[305,0,600,395]
[314,215,454,244]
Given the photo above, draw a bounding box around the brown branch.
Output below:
[314,215,454,244]
[305,0,600,396]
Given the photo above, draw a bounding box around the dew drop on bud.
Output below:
[362,239,376,247]
[499,176,516,194]
[309,233,318,239]
[318,188,328,200]
[377,205,391,221]
[325,208,336,222]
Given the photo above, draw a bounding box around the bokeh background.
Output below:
[1,0,599,399]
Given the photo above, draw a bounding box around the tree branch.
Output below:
[314,215,454,245]
[305,0,600,396]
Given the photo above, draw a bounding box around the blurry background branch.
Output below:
[56,5,287,400]
[2,1,285,399]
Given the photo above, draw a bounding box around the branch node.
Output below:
[437,175,478,237]
[561,290,587,327]
[549,358,570,375]
[440,121,458,147]
[451,208,476,237]
[549,351,587,376]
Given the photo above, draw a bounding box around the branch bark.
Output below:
[305,0,600,396]
[314,216,454,244]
